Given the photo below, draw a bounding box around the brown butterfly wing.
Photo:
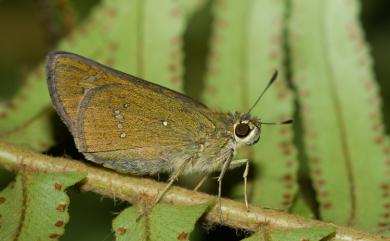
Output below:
[47,52,226,174]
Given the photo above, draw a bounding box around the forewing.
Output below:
[78,84,215,152]
[47,52,219,161]
[47,52,131,132]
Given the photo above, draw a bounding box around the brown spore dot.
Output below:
[322,202,332,209]
[282,200,290,207]
[283,193,291,200]
[372,123,382,132]
[282,147,292,155]
[364,80,373,91]
[217,19,229,28]
[211,33,223,44]
[171,76,181,84]
[177,232,189,240]
[208,51,220,61]
[319,191,328,197]
[268,50,279,60]
[270,34,281,44]
[378,223,388,228]
[279,141,289,149]
[56,204,67,212]
[105,58,115,66]
[280,127,289,135]
[171,50,180,59]
[109,42,119,51]
[55,220,64,227]
[78,25,87,36]
[383,213,390,219]
[385,203,390,210]
[357,57,367,66]
[54,183,62,191]
[169,63,178,72]
[368,95,379,105]
[381,183,389,190]
[40,143,49,150]
[386,159,390,166]
[0,197,5,204]
[49,234,59,239]
[206,85,217,95]
[300,89,310,98]
[116,227,127,235]
[8,102,17,110]
[316,179,325,187]
[17,93,27,101]
[107,8,117,17]
[277,90,287,99]
[171,36,180,45]
[207,67,219,76]
[308,144,317,152]
[171,7,182,17]
[285,160,294,167]
[310,157,320,164]
[313,169,322,175]
[282,174,293,182]
[307,130,317,139]
[374,136,384,144]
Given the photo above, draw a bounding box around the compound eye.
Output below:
[235,123,251,138]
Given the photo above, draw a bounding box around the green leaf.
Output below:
[0,0,204,150]
[0,172,86,241]
[0,108,56,151]
[289,0,390,232]
[204,0,298,210]
[112,202,212,241]
[242,227,335,241]
[0,68,53,151]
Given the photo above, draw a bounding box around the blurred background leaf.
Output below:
[289,0,390,233]
[203,0,298,211]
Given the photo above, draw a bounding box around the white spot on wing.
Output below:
[115,114,123,120]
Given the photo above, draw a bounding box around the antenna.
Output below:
[247,70,278,114]
[262,119,293,125]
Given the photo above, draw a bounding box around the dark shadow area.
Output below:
[183,0,214,101]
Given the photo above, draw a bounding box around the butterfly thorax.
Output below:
[181,111,261,175]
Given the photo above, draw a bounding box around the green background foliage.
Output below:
[0,0,389,240]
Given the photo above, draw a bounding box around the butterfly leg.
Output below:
[229,159,250,211]
[137,157,190,221]
[216,152,234,221]
[242,159,250,211]
[229,159,248,169]
[193,173,210,192]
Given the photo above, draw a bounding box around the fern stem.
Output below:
[0,141,385,241]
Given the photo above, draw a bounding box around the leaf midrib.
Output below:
[14,175,27,241]
[320,0,356,225]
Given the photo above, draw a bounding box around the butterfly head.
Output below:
[232,112,261,146]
